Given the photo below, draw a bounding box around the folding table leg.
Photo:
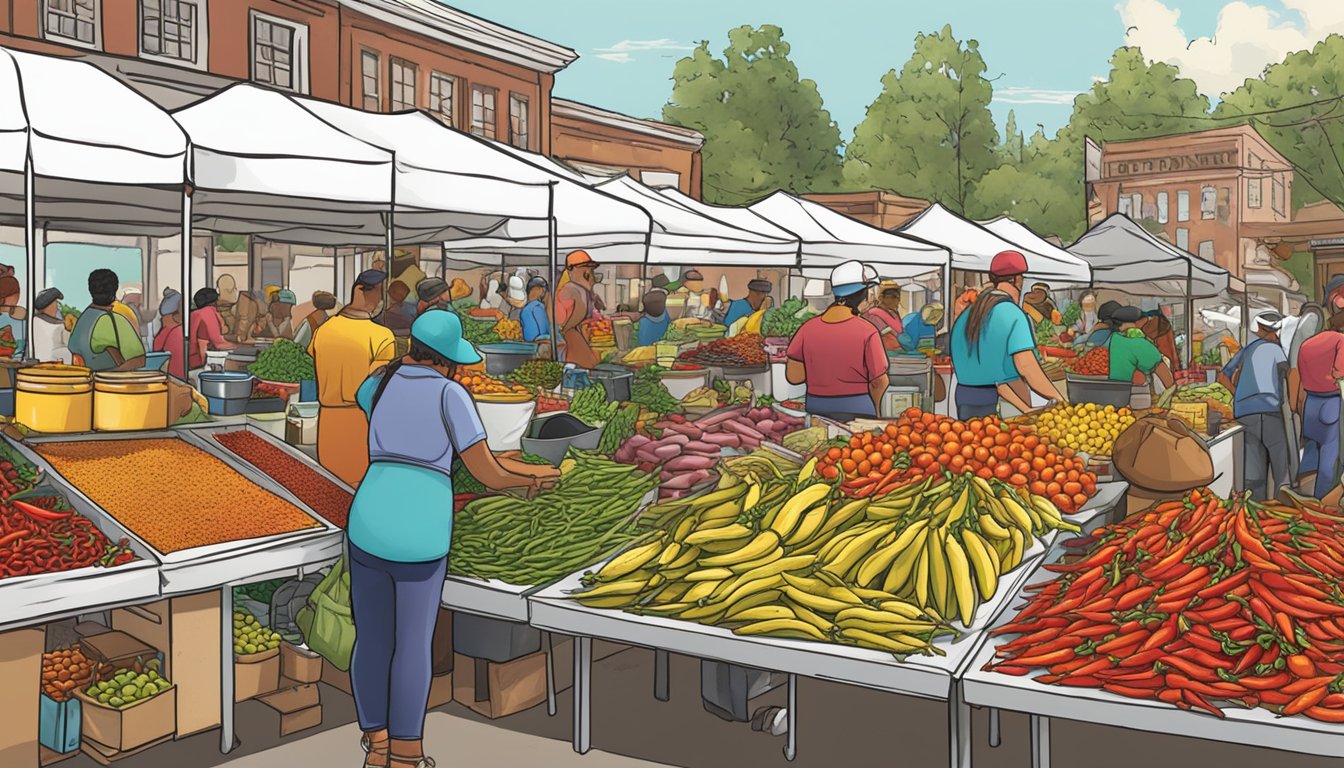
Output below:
[782,673,797,762]
[1031,715,1051,768]
[572,636,592,754]
[654,648,669,702]
[545,632,557,717]
[948,685,971,768]
[220,585,235,754]
[989,707,1001,747]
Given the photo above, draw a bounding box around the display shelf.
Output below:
[441,575,532,623]
[0,437,161,632]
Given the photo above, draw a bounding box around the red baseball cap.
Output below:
[989,250,1028,278]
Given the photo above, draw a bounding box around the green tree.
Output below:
[1215,35,1344,215]
[663,25,844,205]
[843,25,1000,213]
[998,109,1024,165]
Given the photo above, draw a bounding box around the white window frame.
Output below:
[139,0,207,70]
[471,85,498,140]
[429,72,455,127]
[1117,195,1131,216]
[389,57,417,112]
[1176,228,1189,251]
[1200,185,1216,220]
[360,49,380,111]
[1177,190,1190,222]
[1156,191,1169,224]
[42,0,101,50]
[1247,176,1262,209]
[249,10,309,95]
[508,93,530,149]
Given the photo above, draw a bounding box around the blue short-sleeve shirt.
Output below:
[520,300,550,341]
[950,299,1037,386]
[356,365,487,475]
[1222,338,1288,417]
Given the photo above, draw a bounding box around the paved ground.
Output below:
[62,647,1343,768]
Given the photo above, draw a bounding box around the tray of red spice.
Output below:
[0,437,158,632]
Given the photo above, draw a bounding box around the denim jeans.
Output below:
[348,542,448,740]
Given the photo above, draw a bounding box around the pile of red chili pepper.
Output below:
[0,493,136,579]
[988,489,1344,722]
[213,431,351,527]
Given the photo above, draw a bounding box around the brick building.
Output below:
[1086,126,1297,300]
[800,191,931,230]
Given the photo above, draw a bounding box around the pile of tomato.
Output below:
[1071,346,1109,376]
[816,409,1098,513]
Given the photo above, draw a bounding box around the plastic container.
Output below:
[881,386,922,418]
[475,399,537,452]
[39,694,81,754]
[15,365,93,433]
[299,379,318,402]
[0,387,13,417]
[660,366,710,401]
[1065,373,1133,408]
[141,351,171,373]
[770,361,805,402]
[453,614,541,663]
[589,365,633,403]
[93,372,169,431]
[478,342,539,377]
[247,411,288,440]
[197,371,255,416]
[520,412,604,466]
[286,402,319,446]
[204,350,230,371]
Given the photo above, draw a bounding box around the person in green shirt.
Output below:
[68,269,147,372]
[1107,305,1174,389]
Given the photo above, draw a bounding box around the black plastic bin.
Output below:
[1065,373,1133,409]
[452,614,541,663]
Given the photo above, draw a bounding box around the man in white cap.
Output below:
[1219,311,1290,500]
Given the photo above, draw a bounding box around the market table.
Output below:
[528,482,1126,767]
[1203,423,1243,499]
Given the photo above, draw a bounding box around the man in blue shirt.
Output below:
[721,279,772,328]
[949,251,1066,418]
[520,277,551,346]
[1219,311,1290,500]
[637,290,670,347]
[898,302,944,351]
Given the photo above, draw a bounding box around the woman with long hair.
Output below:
[785,261,890,421]
[950,251,1067,418]
[348,310,558,768]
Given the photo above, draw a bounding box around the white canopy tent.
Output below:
[0,45,190,358]
[749,191,948,280]
[593,175,798,266]
[901,203,1092,284]
[1067,214,1229,299]
[657,187,801,262]
[981,216,1094,285]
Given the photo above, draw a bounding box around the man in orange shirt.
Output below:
[555,251,601,368]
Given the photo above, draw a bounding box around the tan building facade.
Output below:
[1089,126,1295,290]
[801,191,930,230]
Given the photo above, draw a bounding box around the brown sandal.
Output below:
[361,734,390,768]
[389,757,435,768]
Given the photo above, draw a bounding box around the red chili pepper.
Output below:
[1140,621,1177,652]
[1198,570,1249,599]
[0,529,29,547]
[1304,706,1344,723]
[1234,643,1264,674]
[1183,632,1226,655]
[1104,683,1158,699]
[1159,655,1219,681]
[1283,675,1337,696]
[1181,689,1226,718]
[1186,600,1241,624]
[1096,631,1147,655]
[1115,585,1156,611]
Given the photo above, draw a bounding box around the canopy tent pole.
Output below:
[181,188,193,375]
[1241,285,1249,347]
[547,183,558,363]
[1185,261,1194,370]
[23,139,35,360]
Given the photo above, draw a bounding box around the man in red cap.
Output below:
[949,250,1067,418]
[556,250,601,368]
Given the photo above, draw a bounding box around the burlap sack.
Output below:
[1112,414,1214,493]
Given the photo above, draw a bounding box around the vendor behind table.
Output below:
[863,284,905,352]
[1107,304,1175,393]
[1293,307,1344,498]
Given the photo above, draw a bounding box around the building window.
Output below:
[1117,195,1131,216]
[1200,186,1216,220]
[389,58,417,111]
[140,0,202,65]
[1273,174,1286,215]
[251,12,309,94]
[1248,176,1262,208]
[1176,228,1189,251]
[44,0,99,47]
[509,94,530,149]
[429,73,455,127]
[1131,193,1142,216]
[1198,240,1214,261]
[360,50,380,111]
[1157,191,1169,224]
[1177,190,1190,222]
[471,86,497,139]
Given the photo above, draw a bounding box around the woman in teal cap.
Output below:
[348,309,558,768]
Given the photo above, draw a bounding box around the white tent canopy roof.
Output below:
[0,45,188,234]
[901,203,1091,283]
[658,187,800,251]
[749,191,947,279]
[1068,213,1229,299]
[423,137,654,265]
[595,175,798,266]
[981,216,1093,285]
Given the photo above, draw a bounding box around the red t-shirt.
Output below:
[864,307,905,352]
[188,305,230,369]
[153,325,185,379]
[1299,330,1344,395]
[786,315,887,397]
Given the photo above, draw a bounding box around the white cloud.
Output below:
[1118,0,1344,97]
[994,87,1080,105]
[592,39,694,65]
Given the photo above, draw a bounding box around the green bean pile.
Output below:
[448,452,660,586]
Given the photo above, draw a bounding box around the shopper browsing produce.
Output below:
[1083,300,1122,347]
[863,285,905,352]
[255,288,298,340]
[520,276,551,345]
[347,309,557,768]
[31,286,70,364]
[152,289,184,378]
[1293,308,1344,498]
[309,270,395,487]
[556,250,602,368]
[949,251,1065,418]
[898,302,944,351]
[1105,305,1174,392]
[637,290,670,347]
[785,261,888,421]
[1219,311,1290,501]
[722,278,772,332]
[69,269,147,372]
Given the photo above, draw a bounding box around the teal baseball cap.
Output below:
[411,309,482,365]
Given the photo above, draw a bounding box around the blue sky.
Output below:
[445,0,1332,140]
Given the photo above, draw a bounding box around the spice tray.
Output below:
[0,437,160,631]
[182,422,355,498]
[23,431,341,596]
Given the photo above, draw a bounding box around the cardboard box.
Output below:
[78,735,171,766]
[431,608,453,676]
[39,744,80,766]
[112,593,221,737]
[451,652,546,719]
[279,706,322,737]
[0,628,44,768]
[426,672,453,710]
[280,643,323,684]
[38,695,80,755]
[320,660,352,696]
[74,687,176,753]
[257,681,319,714]
[234,648,281,703]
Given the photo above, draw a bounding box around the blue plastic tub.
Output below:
[141,351,171,372]
[39,693,80,754]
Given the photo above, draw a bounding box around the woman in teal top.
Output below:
[348,310,557,768]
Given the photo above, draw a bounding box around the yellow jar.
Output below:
[93,372,169,431]
[16,365,93,434]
